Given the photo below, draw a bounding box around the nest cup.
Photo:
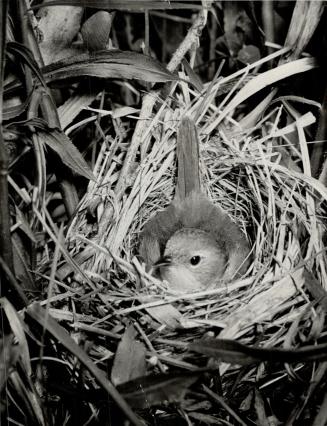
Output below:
[66,101,327,336]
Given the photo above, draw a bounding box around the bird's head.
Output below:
[156,228,227,292]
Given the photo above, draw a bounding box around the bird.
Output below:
[139,117,250,292]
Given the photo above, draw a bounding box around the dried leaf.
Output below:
[283,1,324,61]
[237,90,275,131]
[112,106,140,119]
[145,303,182,329]
[237,45,261,64]
[182,58,204,92]
[303,268,327,313]
[219,269,305,340]
[111,325,146,386]
[58,91,99,129]
[254,389,269,426]
[205,57,318,133]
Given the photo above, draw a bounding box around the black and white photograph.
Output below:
[1,1,327,425]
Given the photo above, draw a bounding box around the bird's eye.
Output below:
[190,255,201,266]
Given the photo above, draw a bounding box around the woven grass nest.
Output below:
[51,69,327,421]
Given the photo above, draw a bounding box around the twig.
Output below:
[0,0,16,302]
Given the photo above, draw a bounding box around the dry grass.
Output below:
[3,2,327,425]
[35,50,327,424]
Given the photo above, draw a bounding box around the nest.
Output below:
[40,67,327,422]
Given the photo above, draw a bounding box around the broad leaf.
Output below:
[26,303,141,425]
[118,371,201,409]
[40,129,95,181]
[43,50,179,83]
[32,1,202,11]
[189,338,327,365]
[111,325,146,386]
[0,298,31,375]
[0,335,20,393]
[6,42,47,88]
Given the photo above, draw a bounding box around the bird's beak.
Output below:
[153,255,172,270]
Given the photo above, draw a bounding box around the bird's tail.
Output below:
[176,116,201,200]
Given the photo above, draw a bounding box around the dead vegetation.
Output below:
[1,1,327,425]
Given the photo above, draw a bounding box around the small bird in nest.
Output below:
[140,117,251,292]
